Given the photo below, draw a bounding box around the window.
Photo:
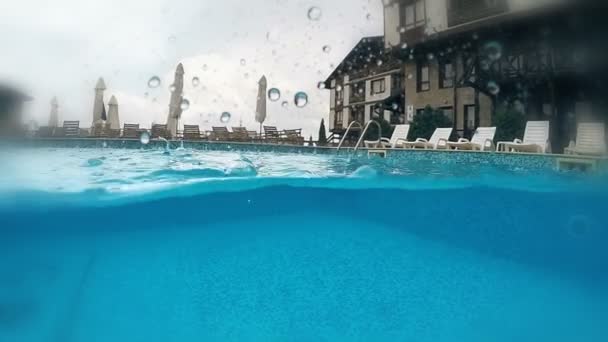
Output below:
[391,74,403,92]
[440,106,454,123]
[371,79,386,95]
[404,0,426,30]
[440,60,455,88]
[336,86,344,104]
[417,62,430,92]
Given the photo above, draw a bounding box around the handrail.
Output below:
[354,120,381,151]
[337,121,363,150]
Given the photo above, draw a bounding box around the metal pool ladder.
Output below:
[336,120,382,152]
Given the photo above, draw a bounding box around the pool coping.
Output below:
[6,136,607,161]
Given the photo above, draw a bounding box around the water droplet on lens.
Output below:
[322,45,331,53]
[140,131,151,145]
[483,41,503,61]
[336,85,343,91]
[169,84,176,92]
[180,99,190,111]
[148,76,161,88]
[192,77,200,87]
[376,59,383,66]
[407,73,413,79]
[220,112,231,123]
[240,59,246,66]
[307,7,322,21]
[294,92,308,108]
[268,88,281,101]
[487,81,500,95]
[282,101,289,108]
[401,43,408,49]
[317,82,326,89]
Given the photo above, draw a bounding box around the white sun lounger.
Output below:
[447,127,496,151]
[496,121,550,154]
[396,127,452,150]
[564,122,606,156]
[364,124,411,148]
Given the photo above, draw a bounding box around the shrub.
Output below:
[493,105,526,142]
[364,116,394,141]
[409,105,453,140]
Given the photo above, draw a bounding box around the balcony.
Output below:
[447,0,508,27]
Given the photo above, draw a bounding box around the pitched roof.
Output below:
[323,36,385,85]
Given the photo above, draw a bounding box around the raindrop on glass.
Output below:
[140,131,151,145]
[169,84,176,92]
[294,92,308,108]
[268,88,281,101]
[192,77,200,87]
[399,27,406,33]
[366,13,372,20]
[180,99,190,111]
[483,41,503,61]
[317,82,326,90]
[220,112,231,124]
[322,45,331,53]
[487,81,500,95]
[148,76,161,88]
[307,7,322,21]
[407,73,413,79]
[281,101,289,108]
[401,43,408,49]
[240,59,246,66]
[376,59,383,66]
[336,85,343,92]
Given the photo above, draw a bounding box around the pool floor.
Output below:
[2,213,606,342]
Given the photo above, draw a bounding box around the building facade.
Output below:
[325,37,405,133]
[326,0,608,150]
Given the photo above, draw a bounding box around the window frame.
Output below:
[417,62,430,92]
[439,60,455,89]
[370,78,386,95]
[336,86,344,103]
[404,0,426,31]
[335,110,343,126]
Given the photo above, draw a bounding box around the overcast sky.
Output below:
[0,0,384,138]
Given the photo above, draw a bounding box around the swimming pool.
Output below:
[1,145,607,341]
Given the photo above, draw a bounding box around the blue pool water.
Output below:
[1,147,607,341]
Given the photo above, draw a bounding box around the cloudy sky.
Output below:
[0,0,384,138]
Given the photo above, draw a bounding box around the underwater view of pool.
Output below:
[1,147,607,341]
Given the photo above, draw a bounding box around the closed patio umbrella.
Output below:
[166,63,184,137]
[255,75,267,133]
[92,77,106,126]
[107,95,120,130]
[49,97,59,127]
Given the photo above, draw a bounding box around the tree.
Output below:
[318,119,327,146]
[493,104,526,142]
[409,105,453,140]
